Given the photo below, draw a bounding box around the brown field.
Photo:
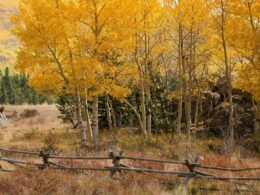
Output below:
[0,105,259,195]
[1,104,64,145]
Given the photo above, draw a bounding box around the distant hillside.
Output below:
[0,0,18,69]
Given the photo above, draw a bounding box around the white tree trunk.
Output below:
[125,100,146,135]
[176,21,183,134]
[140,78,147,136]
[107,96,117,129]
[220,0,234,150]
[84,95,93,141]
[91,96,99,146]
[194,97,199,131]
[105,95,113,130]
[75,91,87,146]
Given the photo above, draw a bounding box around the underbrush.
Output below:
[7,127,259,160]
[20,109,39,118]
[1,127,259,194]
[0,168,168,195]
[0,166,258,195]
[0,168,80,195]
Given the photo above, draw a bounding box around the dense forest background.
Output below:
[0,67,53,105]
[0,0,259,150]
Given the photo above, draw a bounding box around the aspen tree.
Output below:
[207,0,235,149]
[166,0,213,138]
[12,0,89,146]
[12,0,133,146]
[229,0,260,135]
[122,0,165,141]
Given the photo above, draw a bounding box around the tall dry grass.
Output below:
[0,105,259,194]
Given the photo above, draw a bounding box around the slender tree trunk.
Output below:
[176,96,183,134]
[105,95,113,130]
[194,97,199,131]
[75,89,87,146]
[91,96,99,146]
[185,28,194,140]
[140,71,147,136]
[125,100,146,135]
[254,101,260,136]
[220,0,234,149]
[185,94,191,139]
[176,21,183,134]
[147,90,152,143]
[182,53,188,136]
[65,36,88,146]
[144,25,151,142]
[107,96,117,129]
[73,99,78,128]
[247,3,259,136]
[227,83,234,148]
[84,91,92,140]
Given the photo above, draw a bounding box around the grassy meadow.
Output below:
[0,105,259,194]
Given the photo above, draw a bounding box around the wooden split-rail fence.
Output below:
[0,147,260,182]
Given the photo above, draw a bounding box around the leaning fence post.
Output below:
[184,156,199,185]
[39,150,52,169]
[107,147,123,177]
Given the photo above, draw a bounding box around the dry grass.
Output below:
[0,105,259,194]
[1,104,65,145]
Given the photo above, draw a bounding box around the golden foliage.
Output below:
[10,0,260,101]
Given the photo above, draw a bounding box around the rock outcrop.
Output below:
[200,78,254,137]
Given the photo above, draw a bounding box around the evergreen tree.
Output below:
[3,67,15,104]
[0,70,7,104]
[0,69,53,105]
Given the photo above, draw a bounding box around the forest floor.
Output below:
[0,105,259,195]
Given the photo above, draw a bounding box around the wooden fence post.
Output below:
[39,150,53,169]
[107,147,123,177]
[184,156,199,185]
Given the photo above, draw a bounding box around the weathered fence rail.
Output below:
[0,147,259,182]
